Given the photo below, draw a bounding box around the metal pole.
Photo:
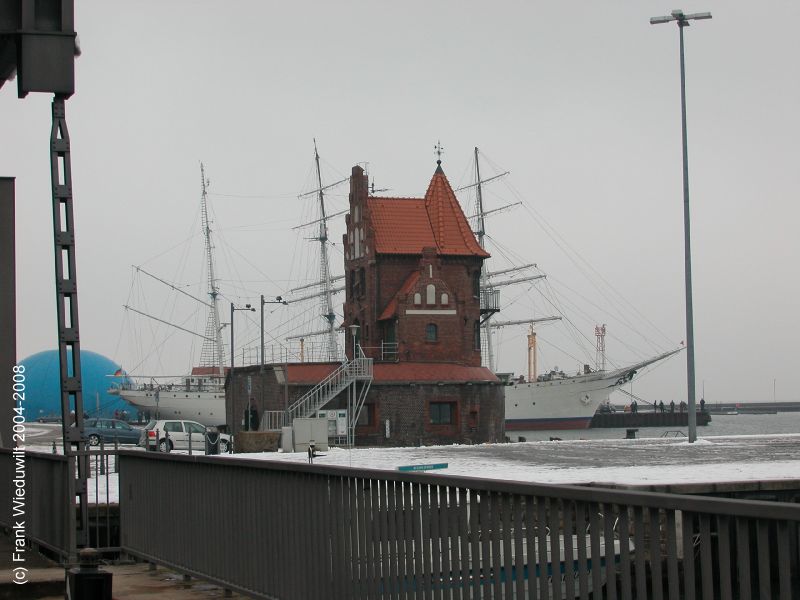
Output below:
[0,177,15,450]
[678,21,697,443]
[230,302,235,430]
[50,96,89,555]
[260,294,265,369]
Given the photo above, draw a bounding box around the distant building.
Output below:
[227,160,504,447]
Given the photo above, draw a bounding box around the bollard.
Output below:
[205,428,219,456]
[99,438,105,475]
[67,548,112,599]
[52,440,57,454]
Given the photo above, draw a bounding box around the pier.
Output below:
[591,409,712,428]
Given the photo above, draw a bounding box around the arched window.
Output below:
[473,321,481,351]
[472,271,481,297]
[413,292,422,305]
[426,284,436,305]
[441,292,449,305]
[426,323,438,342]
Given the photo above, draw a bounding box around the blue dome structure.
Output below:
[20,349,134,421]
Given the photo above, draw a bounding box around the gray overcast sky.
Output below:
[3,1,798,406]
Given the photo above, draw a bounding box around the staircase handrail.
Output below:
[285,347,374,423]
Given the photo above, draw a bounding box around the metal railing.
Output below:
[285,353,373,424]
[261,410,287,432]
[119,451,800,599]
[480,287,500,313]
[239,337,346,366]
[0,445,123,560]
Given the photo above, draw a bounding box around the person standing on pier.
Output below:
[631,400,637,413]
[670,400,675,413]
[659,401,665,413]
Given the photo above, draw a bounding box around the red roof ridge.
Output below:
[364,166,489,258]
[424,169,489,258]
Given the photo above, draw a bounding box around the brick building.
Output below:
[227,160,505,446]
[340,160,504,445]
[343,161,490,365]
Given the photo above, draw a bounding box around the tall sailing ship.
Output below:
[108,164,228,426]
[110,148,680,431]
[465,147,681,431]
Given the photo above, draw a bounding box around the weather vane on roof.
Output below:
[434,140,444,165]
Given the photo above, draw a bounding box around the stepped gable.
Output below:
[367,165,489,257]
[377,270,420,321]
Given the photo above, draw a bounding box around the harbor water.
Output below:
[512,412,800,442]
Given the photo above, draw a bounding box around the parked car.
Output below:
[85,418,142,446]
[138,419,231,453]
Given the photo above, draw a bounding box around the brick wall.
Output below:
[226,365,290,435]
[355,381,504,447]
[227,366,505,447]
[342,165,485,366]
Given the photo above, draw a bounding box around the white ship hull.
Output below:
[110,380,226,427]
[504,349,681,431]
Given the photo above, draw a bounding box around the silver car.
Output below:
[139,419,231,453]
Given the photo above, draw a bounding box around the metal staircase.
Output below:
[285,348,373,438]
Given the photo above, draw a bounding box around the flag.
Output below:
[113,368,124,376]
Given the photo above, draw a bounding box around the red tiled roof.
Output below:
[368,167,489,258]
[424,167,488,257]
[378,270,420,321]
[191,366,228,376]
[287,362,339,384]
[286,361,498,384]
[370,198,435,254]
[373,362,498,383]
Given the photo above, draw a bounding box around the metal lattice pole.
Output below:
[50,95,89,556]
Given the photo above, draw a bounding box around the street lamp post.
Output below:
[650,9,711,443]
[230,302,255,430]
[347,324,360,448]
[260,294,288,368]
[348,324,360,359]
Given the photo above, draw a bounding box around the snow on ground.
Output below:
[22,433,800,505]
[223,434,800,486]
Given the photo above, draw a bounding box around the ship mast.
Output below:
[474,147,497,370]
[313,140,339,360]
[198,163,225,376]
[471,148,556,373]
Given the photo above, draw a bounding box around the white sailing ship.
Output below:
[109,164,228,426]
[111,148,679,432]
[463,148,681,431]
